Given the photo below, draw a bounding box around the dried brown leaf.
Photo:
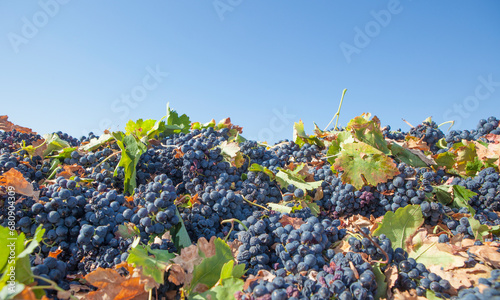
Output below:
[243,269,276,291]
[84,266,149,300]
[469,244,500,268]
[228,239,243,261]
[48,248,63,258]
[0,115,35,134]
[404,136,430,151]
[12,286,39,300]
[198,236,217,258]
[172,242,203,284]
[430,263,493,295]
[484,133,500,143]
[59,164,85,179]
[384,265,399,299]
[0,168,39,200]
[475,141,500,168]
[313,187,324,201]
[392,288,426,300]
[279,215,305,229]
[166,264,186,285]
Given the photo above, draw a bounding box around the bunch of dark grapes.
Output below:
[408,120,445,153]
[445,116,500,147]
[349,229,451,298]
[0,129,41,153]
[450,167,500,225]
[382,125,406,140]
[232,211,285,275]
[130,175,181,243]
[326,179,379,219]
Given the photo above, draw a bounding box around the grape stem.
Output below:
[241,196,269,211]
[437,120,455,131]
[324,89,347,131]
[221,218,248,231]
[221,218,248,241]
[355,224,389,265]
[94,150,121,169]
[31,275,79,300]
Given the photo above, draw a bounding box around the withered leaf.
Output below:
[0,168,39,200]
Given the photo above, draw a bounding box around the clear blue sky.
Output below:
[1,1,499,142]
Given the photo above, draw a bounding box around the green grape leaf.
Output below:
[209,277,244,299]
[429,185,453,205]
[373,205,424,250]
[0,226,11,274]
[373,264,387,300]
[326,131,355,165]
[275,167,322,191]
[189,238,233,293]
[267,203,293,214]
[0,225,44,296]
[302,201,320,217]
[46,147,77,159]
[469,217,491,241]
[113,133,147,195]
[450,140,478,176]
[166,103,191,134]
[346,114,390,154]
[248,163,275,180]
[389,142,429,168]
[115,222,140,239]
[125,119,157,138]
[126,237,175,284]
[219,260,246,280]
[333,142,400,190]
[434,152,457,171]
[452,185,477,216]
[425,290,443,300]
[41,133,71,157]
[79,133,114,152]
[170,208,192,249]
[146,116,168,140]
[191,277,244,300]
[18,225,44,258]
[230,263,246,279]
[293,120,324,148]
[191,119,216,131]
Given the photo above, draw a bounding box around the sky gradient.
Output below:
[1,1,499,142]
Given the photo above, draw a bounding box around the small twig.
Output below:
[401,118,415,128]
[355,224,389,264]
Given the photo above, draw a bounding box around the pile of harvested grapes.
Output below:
[0,108,499,300]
